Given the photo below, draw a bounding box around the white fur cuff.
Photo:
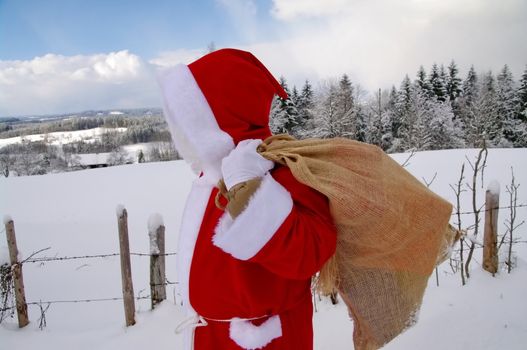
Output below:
[229,316,282,350]
[213,173,293,260]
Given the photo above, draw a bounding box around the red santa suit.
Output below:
[157,49,337,350]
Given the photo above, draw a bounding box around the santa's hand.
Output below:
[221,139,274,190]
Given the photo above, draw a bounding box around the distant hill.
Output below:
[1,108,163,124]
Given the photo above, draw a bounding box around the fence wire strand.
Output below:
[451,203,526,216]
[1,295,153,312]
[23,251,177,264]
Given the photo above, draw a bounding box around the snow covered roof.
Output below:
[76,153,112,166]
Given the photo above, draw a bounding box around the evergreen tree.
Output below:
[517,65,527,121]
[429,63,447,102]
[480,71,500,144]
[295,80,315,138]
[382,86,396,138]
[269,77,299,135]
[496,65,518,145]
[462,65,479,105]
[458,65,479,142]
[354,105,368,143]
[269,96,283,134]
[446,60,463,118]
[393,75,412,140]
[513,66,527,146]
[446,60,463,102]
[335,74,355,137]
[387,86,398,111]
[291,86,300,108]
[416,66,432,97]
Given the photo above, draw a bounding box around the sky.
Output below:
[0,0,526,116]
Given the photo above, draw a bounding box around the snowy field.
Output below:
[0,148,526,349]
[0,127,127,148]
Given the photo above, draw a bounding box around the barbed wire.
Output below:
[0,278,180,313]
[22,251,177,264]
[0,295,153,312]
[448,239,527,255]
[451,203,527,216]
[151,280,178,287]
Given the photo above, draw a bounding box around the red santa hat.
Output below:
[157,49,287,174]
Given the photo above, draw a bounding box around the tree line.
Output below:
[0,114,166,140]
[270,62,527,152]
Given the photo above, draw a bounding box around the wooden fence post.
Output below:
[116,206,135,326]
[4,216,29,328]
[148,214,166,309]
[483,181,500,275]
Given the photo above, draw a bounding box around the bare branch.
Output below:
[449,163,466,285]
[422,172,438,188]
[20,247,52,264]
[401,149,417,168]
[465,145,487,279]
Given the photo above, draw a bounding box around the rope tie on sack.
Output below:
[214,178,229,210]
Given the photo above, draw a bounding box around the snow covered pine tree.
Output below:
[157,49,336,350]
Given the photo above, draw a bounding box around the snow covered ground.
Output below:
[0,127,127,148]
[0,148,526,349]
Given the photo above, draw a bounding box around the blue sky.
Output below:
[1,0,526,116]
[0,0,279,60]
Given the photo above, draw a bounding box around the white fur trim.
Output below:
[176,178,215,350]
[213,173,293,260]
[229,316,282,350]
[157,65,235,178]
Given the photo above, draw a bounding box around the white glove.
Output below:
[221,139,274,190]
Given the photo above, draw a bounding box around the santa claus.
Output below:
[157,48,337,350]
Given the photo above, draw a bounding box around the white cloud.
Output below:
[258,0,527,90]
[0,51,160,116]
[152,0,526,95]
[271,0,350,20]
[148,48,206,68]
[270,0,517,21]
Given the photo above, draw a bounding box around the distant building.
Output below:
[71,151,135,169]
[73,153,112,169]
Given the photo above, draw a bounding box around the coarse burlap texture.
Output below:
[256,135,455,350]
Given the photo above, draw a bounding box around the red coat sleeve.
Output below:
[212,166,337,280]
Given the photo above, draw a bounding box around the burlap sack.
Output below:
[257,135,454,350]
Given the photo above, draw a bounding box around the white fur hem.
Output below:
[229,316,282,350]
[156,64,234,174]
[175,179,215,350]
[213,173,293,260]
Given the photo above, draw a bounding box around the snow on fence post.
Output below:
[483,181,500,276]
[4,216,29,328]
[148,214,166,309]
[116,205,136,326]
